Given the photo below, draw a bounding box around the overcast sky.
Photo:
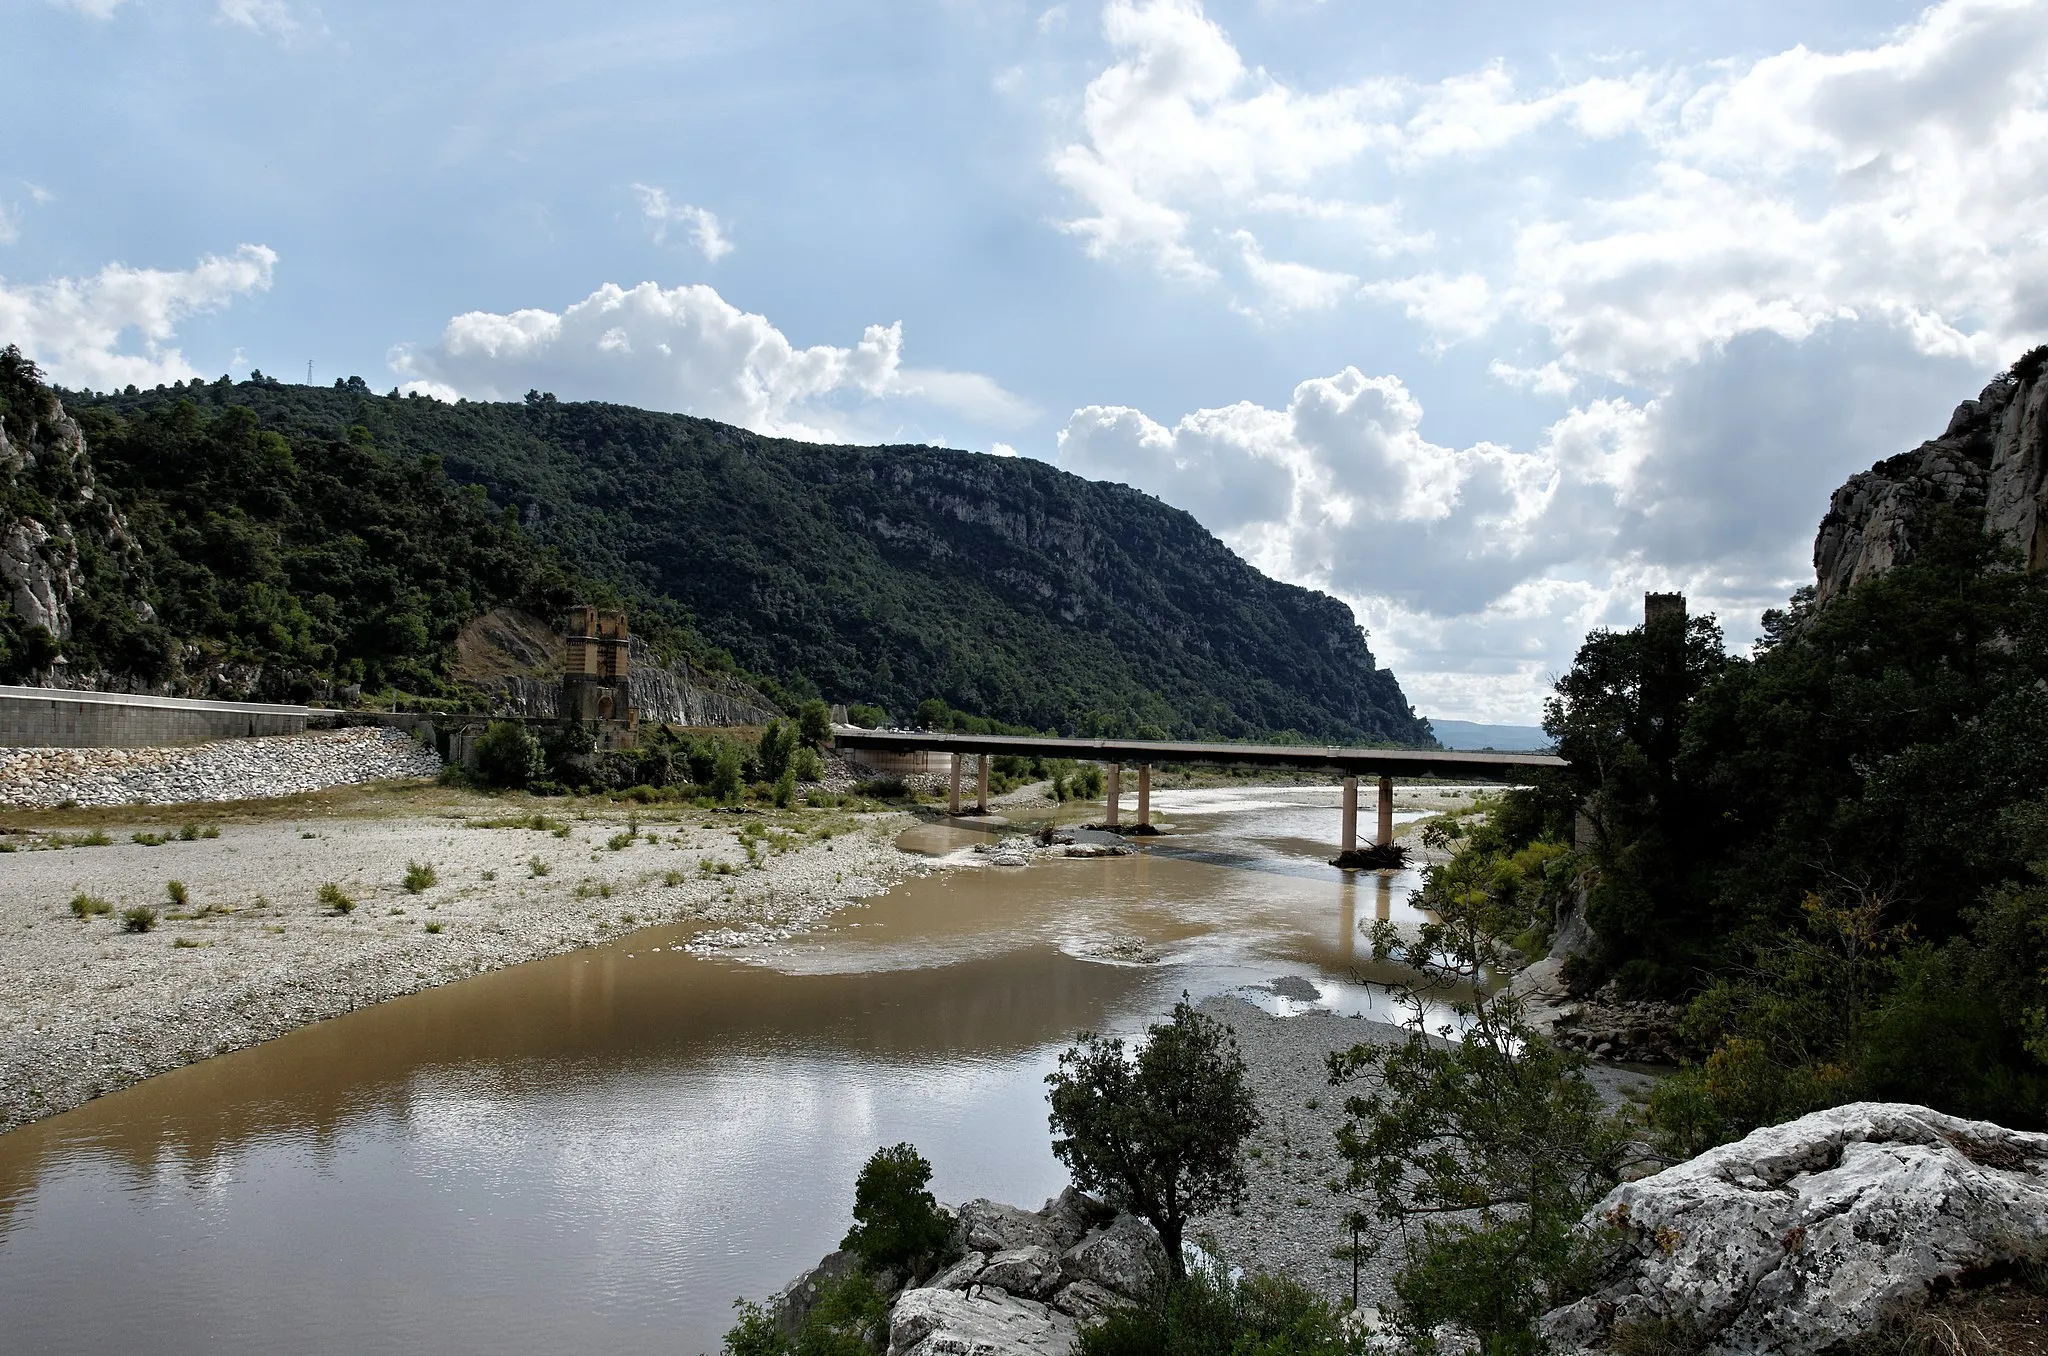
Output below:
[5,0,2043,722]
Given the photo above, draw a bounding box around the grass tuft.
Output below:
[166,880,188,907]
[69,893,114,919]
[318,882,355,915]
[122,905,158,933]
[403,861,438,893]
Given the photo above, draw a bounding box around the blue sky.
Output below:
[5,0,2043,721]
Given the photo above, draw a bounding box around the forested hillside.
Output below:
[4,354,1428,743]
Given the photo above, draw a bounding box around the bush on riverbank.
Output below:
[1075,1259,1364,1356]
[840,1144,955,1277]
[722,1270,888,1356]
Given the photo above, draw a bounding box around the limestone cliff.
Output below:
[0,353,149,679]
[1812,351,2048,604]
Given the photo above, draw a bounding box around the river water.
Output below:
[0,785,1448,1355]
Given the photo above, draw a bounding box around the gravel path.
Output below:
[1190,994,1656,1307]
[1,793,925,1133]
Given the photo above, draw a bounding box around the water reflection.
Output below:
[0,784,1452,1356]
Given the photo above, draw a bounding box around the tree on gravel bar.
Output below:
[1329,897,1638,1355]
[1046,999,1260,1281]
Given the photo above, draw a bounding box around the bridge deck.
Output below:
[830,729,1561,782]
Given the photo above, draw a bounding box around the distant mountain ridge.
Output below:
[9,362,1431,744]
[1425,718,1552,752]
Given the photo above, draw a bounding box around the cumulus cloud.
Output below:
[216,0,301,39]
[45,0,126,19]
[0,245,277,390]
[1231,231,1355,314]
[390,280,1032,440]
[630,184,734,262]
[1055,325,1978,721]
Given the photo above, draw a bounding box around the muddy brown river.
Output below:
[0,786,1447,1355]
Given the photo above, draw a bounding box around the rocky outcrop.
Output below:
[448,607,781,726]
[1813,359,2048,605]
[1542,1102,2048,1354]
[775,1190,1159,1356]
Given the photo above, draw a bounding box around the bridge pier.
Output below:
[977,753,990,814]
[1341,777,1358,852]
[1137,764,1152,828]
[1377,775,1394,848]
[949,753,963,816]
[1104,762,1122,828]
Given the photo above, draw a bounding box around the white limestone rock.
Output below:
[958,1198,1059,1255]
[1058,1213,1167,1299]
[930,1251,988,1291]
[1049,1279,1127,1325]
[1541,1102,2048,1355]
[1040,1187,1114,1250]
[887,1286,1079,1356]
[978,1246,1062,1300]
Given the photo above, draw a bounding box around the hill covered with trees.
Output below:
[1,351,1428,743]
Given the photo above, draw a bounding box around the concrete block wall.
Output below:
[0,685,310,748]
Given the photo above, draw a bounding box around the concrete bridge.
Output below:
[830,728,1563,861]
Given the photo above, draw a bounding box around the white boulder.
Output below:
[1542,1102,2048,1354]
[1058,1213,1167,1299]
[978,1246,1062,1299]
[958,1198,1058,1255]
[887,1286,1079,1356]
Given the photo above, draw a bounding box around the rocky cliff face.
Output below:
[1812,356,2048,604]
[0,358,152,680]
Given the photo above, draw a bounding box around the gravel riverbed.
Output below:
[1,788,928,1133]
[1190,994,1656,1308]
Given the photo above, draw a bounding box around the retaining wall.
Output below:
[0,685,310,748]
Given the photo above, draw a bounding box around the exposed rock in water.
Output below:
[1542,1102,2048,1355]
[1812,357,2048,606]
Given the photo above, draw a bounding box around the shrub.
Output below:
[424,922,442,934]
[318,882,355,914]
[69,893,113,918]
[798,698,833,748]
[1076,1259,1360,1356]
[607,830,634,851]
[841,1142,955,1277]
[472,720,545,790]
[710,742,745,802]
[166,880,188,907]
[773,767,797,808]
[132,831,166,847]
[201,824,220,838]
[403,861,437,893]
[529,855,551,878]
[792,745,825,783]
[1331,897,1636,1355]
[757,720,797,781]
[122,905,158,933]
[722,1270,888,1356]
[1047,999,1260,1280]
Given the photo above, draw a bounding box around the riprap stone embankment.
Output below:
[0,726,441,807]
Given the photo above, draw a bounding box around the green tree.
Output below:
[710,740,744,802]
[798,698,832,748]
[757,719,796,781]
[471,720,543,789]
[1046,999,1261,1281]
[1330,897,1635,1356]
[839,1143,954,1277]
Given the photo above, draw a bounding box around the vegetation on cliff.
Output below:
[1425,500,2048,1149]
[42,369,1426,743]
